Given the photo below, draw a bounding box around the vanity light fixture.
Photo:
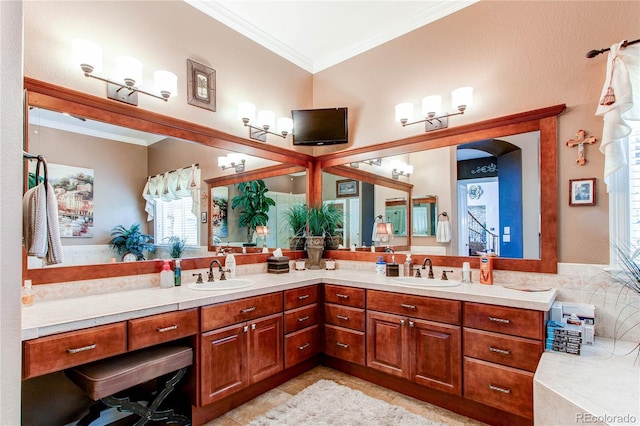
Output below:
[391,162,414,180]
[72,39,177,106]
[255,225,270,238]
[349,158,382,168]
[238,102,293,142]
[395,87,473,132]
[218,153,246,173]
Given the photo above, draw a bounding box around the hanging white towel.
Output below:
[596,42,640,188]
[436,220,452,243]
[22,182,63,265]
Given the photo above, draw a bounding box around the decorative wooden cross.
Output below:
[566,130,597,165]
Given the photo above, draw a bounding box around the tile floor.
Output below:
[204,366,487,426]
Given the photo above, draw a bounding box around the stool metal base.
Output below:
[76,367,190,426]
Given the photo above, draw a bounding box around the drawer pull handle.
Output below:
[488,316,510,324]
[336,293,349,299]
[336,342,350,349]
[251,323,256,330]
[336,315,350,321]
[409,320,415,328]
[298,343,311,350]
[241,307,256,313]
[400,319,406,326]
[489,346,511,355]
[297,294,310,300]
[66,344,96,354]
[297,315,310,322]
[489,384,512,394]
[243,325,249,333]
[400,303,417,310]
[156,324,178,333]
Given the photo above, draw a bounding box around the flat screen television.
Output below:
[292,107,348,146]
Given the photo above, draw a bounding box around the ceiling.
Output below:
[184,0,478,74]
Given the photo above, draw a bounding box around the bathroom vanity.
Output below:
[21,269,555,426]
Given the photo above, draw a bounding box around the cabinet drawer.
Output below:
[23,322,127,379]
[368,290,461,325]
[324,304,365,331]
[463,328,543,372]
[324,284,365,308]
[284,285,318,310]
[201,292,283,331]
[284,304,318,334]
[463,302,544,340]
[464,357,534,419]
[128,309,198,351]
[284,325,319,369]
[324,324,365,365]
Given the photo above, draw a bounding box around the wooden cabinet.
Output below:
[23,322,127,379]
[199,292,283,406]
[463,302,546,419]
[324,284,366,366]
[367,309,462,395]
[284,286,319,368]
[128,308,198,351]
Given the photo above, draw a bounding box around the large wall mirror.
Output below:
[24,78,313,284]
[317,105,564,273]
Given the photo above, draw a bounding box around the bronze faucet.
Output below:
[421,258,435,279]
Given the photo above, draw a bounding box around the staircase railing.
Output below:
[467,211,499,255]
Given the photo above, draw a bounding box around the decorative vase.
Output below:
[305,236,325,270]
[289,236,306,251]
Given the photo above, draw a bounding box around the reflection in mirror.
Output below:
[322,172,410,249]
[340,131,540,259]
[385,199,407,237]
[412,196,437,236]
[26,107,283,268]
[210,173,306,250]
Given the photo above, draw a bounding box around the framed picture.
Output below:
[569,178,596,206]
[187,59,216,111]
[336,179,359,198]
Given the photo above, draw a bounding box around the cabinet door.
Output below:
[200,323,249,405]
[410,318,462,395]
[248,313,283,383]
[366,311,408,379]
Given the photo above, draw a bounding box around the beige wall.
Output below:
[312,1,639,264]
[21,1,640,264]
[1,1,24,424]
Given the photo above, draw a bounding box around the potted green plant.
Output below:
[109,224,155,261]
[305,203,342,269]
[283,203,307,250]
[231,180,275,244]
[166,236,187,259]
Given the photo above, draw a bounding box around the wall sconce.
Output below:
[350,158,382,168]
[238,102,293,142]
[391,162,413,180]
[218,153,246,172]
[395,87,473,132]
[72,39,177,106]
[256,225,270,238]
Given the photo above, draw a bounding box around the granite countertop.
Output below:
[22,269,557,341]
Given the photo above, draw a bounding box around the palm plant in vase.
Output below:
[305,203,342,269]
[109,224,155,261]
[166,236,187,259]
[608,244,640,355]
[231,180,275,245]
[283,203,307,250]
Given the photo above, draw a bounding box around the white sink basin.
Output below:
[188,278,255,291]
[392,277,461,287]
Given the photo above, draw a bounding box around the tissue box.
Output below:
[267,256,290,274]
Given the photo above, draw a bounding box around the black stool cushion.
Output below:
[66,345,192,401]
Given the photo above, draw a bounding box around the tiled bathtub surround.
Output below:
[29,260,639,342]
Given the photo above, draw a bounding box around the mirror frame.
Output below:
[23,77,564,281]
[23,78,313,284]
[317,104,565,273]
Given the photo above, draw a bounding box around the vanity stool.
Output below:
[66,344,193,426]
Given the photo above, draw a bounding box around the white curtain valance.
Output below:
[596,41,640,188]
[142,164,201,221]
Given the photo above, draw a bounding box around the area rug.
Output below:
[247,379,445,426]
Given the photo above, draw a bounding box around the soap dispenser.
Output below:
[225,253,236,278]
[403,254,412,277]
[160,260,173,289]
[375,256,386,274]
